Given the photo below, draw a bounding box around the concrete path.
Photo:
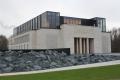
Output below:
[0,60,120,76]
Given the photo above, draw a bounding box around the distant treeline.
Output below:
[0,35,8,50]
[111,28,120,52]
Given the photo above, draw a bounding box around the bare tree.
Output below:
[111,28,120,52]
[0,35,8,50]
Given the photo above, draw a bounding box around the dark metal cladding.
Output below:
[13,11,106,36]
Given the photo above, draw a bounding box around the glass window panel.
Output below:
[67,18,69,24]
[69,18,71,24]
[64,18,67,24]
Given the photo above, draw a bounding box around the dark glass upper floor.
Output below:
[13,11,106,35]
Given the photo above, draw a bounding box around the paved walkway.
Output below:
[0,60,120,76]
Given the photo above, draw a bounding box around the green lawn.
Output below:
[0,64,120,80]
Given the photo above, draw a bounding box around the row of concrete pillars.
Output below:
[74,38,94,54]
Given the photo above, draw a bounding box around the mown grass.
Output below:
[0,64,120,80]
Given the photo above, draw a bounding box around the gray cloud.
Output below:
[0,21,14,29]
[0,21,14,37]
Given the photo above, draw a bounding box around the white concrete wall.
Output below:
[9,24,111,54]
[9,32,31,49]
[29,31,37,49]
[36,29,62,49]
[101,32,111,53]
[60,24,104,54]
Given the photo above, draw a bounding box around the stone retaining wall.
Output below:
[0,50,120,74]
[0,60,120,76]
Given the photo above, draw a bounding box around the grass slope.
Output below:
[0,64,120,80]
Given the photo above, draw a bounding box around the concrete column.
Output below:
[83,38,86,54]
[80,38,82,54]
[78,38,80,54]
[87,38,89,54]
[76,38,78,54]
[76,38,79,54]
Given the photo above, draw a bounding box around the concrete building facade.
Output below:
[9,11,111,54]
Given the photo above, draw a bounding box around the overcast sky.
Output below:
[0,0,120,37]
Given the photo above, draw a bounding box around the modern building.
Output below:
[8,11,111,54]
